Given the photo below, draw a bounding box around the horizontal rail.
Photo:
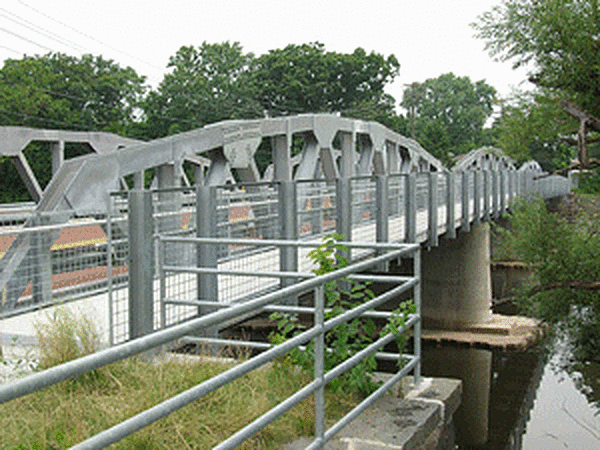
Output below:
[180,336,412,362]
[163,265,315,279]
[0,246,415,404]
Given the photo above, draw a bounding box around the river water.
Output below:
[422,339,600,449]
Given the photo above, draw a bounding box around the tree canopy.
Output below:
[249,43,400,118]
[474,0,600,169]
[141,42,262,139]
[0,53,147,202]
[400,73,497,163]
[474,0,600,116]
[0,53,146,133]
[493,91,577,171]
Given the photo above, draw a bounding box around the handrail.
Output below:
[0,238,420,449]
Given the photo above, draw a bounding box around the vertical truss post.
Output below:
[461,171,471,233]
[446,172,456,239]
[51,141,64,175]
[128,190,154,339]
[428,172,439,247]
[405,173,417,243]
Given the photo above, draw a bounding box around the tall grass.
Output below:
[0,308,358,449]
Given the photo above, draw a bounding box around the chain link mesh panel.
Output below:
[388,174,406,243]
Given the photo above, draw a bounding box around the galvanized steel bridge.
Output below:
[0,115,572,449]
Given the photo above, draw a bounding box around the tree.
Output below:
[493,91,576,171]
[495,196,600,361]
[0,53,147,201]
[141,42,262,139]
[248,43,400,118]
[0,53,146,133]
[473,0,600,168]
[401,73,497,163]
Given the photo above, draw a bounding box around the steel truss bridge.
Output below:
[0,115,572,448]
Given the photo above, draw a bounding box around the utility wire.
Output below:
[0,45,23,56]
[0,8,86,53]
[0,107,95,131]
[16,0,165,73]
[0,26,53,52]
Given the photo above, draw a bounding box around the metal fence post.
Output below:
[336,177,352,260]
[128,190,154,340]
[279,181,298,303]
[492,171,499,219]
[197,185,218,327]
[428,172,438,247]
[314,284,325,444]
[405,173,417,243]
[446,172,456,239]
[107,205,115,346]
[507,171,514,206]
[474,170,482,225]
[483,170,491,221]
[461,171,471,233]
[413,247,421,386]
[375,175,389,271]
[498,170,506,215]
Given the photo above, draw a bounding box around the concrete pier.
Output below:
[422,222,492,330]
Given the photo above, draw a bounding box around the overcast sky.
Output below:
[1,0,534,108]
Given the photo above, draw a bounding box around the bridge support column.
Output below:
[421,222,491,329]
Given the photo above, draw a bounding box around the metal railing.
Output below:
[0,238,421,449]
[0,169,571,327]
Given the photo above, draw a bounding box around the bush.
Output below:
[270,233,415,396]
[495,195,600,360]
[575,169,600,194]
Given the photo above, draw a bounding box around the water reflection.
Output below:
[423,340,600,449]
[424,344,547,449]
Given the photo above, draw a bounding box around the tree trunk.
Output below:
[562,101,600,170]
[578,118,590,169]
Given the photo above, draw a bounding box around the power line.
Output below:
[16,0,165,73]
[0,44,23,56]
[0,7,87,53]
[0,26,53,52]
[0,107,94,131]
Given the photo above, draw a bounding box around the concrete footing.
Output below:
[422,314,546,351]
[285,376,462,450]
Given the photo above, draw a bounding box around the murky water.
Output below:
[422,339,600,449]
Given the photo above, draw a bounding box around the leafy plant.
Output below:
[494,195,600,361]
[270,233,415,396]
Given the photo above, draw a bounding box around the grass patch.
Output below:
[0,308,359,449]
